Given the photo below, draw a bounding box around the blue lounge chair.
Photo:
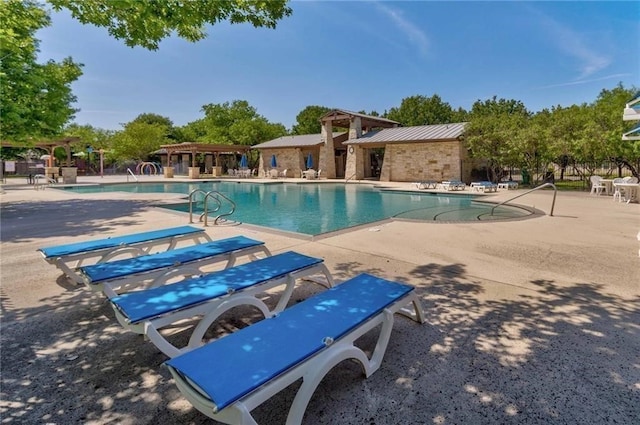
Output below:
[110,251,335,358]
[470,181,498,193]
[441,180,466,191]
[78,236,271,297]
[412,180,437,190]
[38,225,212,284]
[165,273,425,424]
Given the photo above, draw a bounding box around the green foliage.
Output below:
[593,84,639,176]
[197,100,286,145]
[0,0,83,142]
[111,121,168,161]
[49,0,293,50]
[465,97,531,181]
[63,123,114,151]
[385,94,455,126]
[292,105,331,135]
[130,112,181,140]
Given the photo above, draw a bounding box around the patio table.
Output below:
[600,179,615,195]
[613,183,640,203]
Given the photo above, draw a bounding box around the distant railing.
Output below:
[491,183,557,216]
[126,168,139,182]
[345,173,358,184]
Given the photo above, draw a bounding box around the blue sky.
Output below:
[37,1,639,132]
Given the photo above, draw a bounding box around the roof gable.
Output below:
[320,109,399,129]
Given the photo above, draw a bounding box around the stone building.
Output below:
[253,109,470,182]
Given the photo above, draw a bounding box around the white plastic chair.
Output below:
[612,178,625,202]
[589,176,605,196]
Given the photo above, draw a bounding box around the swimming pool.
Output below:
[62,182,532,236]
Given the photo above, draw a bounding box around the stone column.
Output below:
[60,167,77,184]
[205,154,213,174]
[318,121,336,178]
[349,116,362,139]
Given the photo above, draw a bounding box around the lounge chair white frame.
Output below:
[110,251,335,358]
[470,181,498,193]
[441,180,466,191]
[412,181,437,190]
[38,226,213,284]
[165,273,425,425]
[497,181,518,190]
[78,236,271,297]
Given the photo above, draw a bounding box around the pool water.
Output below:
[62,182,531,236]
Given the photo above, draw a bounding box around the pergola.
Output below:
[159,142,250,168]
[1,137,80,167]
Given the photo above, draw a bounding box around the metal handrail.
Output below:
[205,190,237,226]
[188,189,209,223]
[491,182,557,216]
[345,173,358,184]
[126,168,138,182]
[189,189,236,226]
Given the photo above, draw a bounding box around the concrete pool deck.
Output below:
[1,175,638,424]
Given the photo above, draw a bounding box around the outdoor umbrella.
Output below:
[271,154,277,168]
[240,154,248,168]
[306,153,313,169]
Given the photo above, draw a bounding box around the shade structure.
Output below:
[270,154,277,168]
[306,153,313,169]
[240,154,248,168]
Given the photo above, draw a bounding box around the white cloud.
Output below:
[537,73,632,89]
[375,2,430,56]
[534,9,611,79]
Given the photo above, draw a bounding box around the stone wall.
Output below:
[379,141,463,182]
[258,148,307,177]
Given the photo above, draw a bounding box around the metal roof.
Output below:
[320,109,399,126]
[348,122,467,145]
[252,133,345,149]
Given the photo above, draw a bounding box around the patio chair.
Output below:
[279,169,288,178]
[38,225,213,284]
[590,175,605,196]
[110,251,335,358]
[77,236,271,298]
[165,273,425,425]
[612,178,625,202]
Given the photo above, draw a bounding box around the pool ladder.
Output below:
[491,182,557,216]
[188,189,237,226]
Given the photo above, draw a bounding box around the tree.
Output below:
[48,0,293,50]
[465,97,531,182]
[131,112,179,139]
[63,123,114,151]
[0,0,83,142]
[292,105,331,135]
[385,94,455,126]
[111,121,168,161]
[198,100,286,145]
[592,84,638,178]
